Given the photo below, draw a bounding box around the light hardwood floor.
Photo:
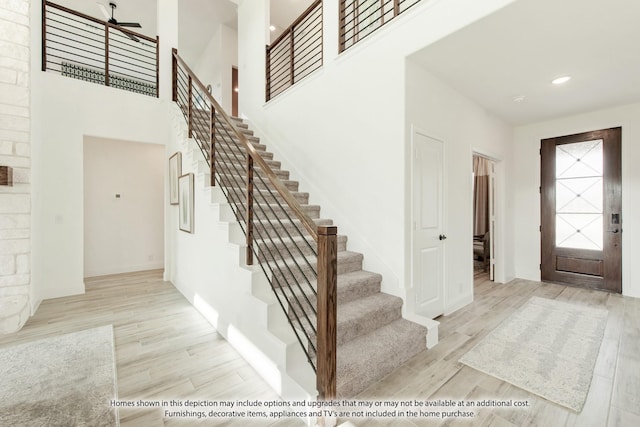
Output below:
[1,270,638,426]
[352,272,640,427]
[0,270,303,427]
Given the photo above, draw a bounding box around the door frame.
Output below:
[471,150,503,284]
[408,126,447,318]
[540,127,622,293]
[472,153,497,281]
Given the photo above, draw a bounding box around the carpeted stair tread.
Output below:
[336,319,427,397]
[337,293,403,345]
[294,293,404,349]
[257,234,347,259]
[267,251,364,286]
[289,292,402,348]
[336,270,382,303]
[273,269,381,321]
[176,107,429,400]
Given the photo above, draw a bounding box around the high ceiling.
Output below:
[178,0,238,64]
[58,0,158,38]
[269,0,315,42]
[409,0,640,125]
[51,0,316,66]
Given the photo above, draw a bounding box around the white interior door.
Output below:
[412,131,445,319]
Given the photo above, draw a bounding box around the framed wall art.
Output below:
[178,173,194,233]
[169,152,182,205]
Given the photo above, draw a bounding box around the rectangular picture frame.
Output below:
[169,152,182,205]
[178,173,194,233]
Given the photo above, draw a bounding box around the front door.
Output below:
[540,127,622,293]
[412,131,445,318]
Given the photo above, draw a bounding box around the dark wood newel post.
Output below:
[290,30,295,86]
[210,107,216,187]
[171,48,178,102]
[155,36,160,98]
[42,0,47,71]
[104,25,110,86]
[265,45,271,101]
[187,75,193,138]
[246,154,254,265]
[317,225,337,401]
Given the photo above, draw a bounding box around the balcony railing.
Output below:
[339,0,422,52]
[42,1,159,97]
[266,0,323,101]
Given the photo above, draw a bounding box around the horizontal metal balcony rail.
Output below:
[42,1,159,97]
[172,50,337,400]
[266,0,323,101]
[339,0,422,52]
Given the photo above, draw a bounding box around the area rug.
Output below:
[459,296,607,412]
[0,325,119,426]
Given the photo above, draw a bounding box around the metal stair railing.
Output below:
[172,50,337,400]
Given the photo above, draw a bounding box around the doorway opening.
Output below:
[232,66,238,117]
[472,154,495,282]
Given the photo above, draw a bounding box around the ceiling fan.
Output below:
[98,2,142,42]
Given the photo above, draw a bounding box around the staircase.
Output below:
[172,51,432,399]
[217,117,428,397]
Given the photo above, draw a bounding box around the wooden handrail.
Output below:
[172,50,319,241]
[172,49,337,401]
[45,1,157,43]
[268,0,322,50]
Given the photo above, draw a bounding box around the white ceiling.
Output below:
[409,0,640,125]
[58,0,158,38]
[178,0,238,64]
[269,0,315,42]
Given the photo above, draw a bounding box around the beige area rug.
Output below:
[460,296,607,412]
[0,325,119,426]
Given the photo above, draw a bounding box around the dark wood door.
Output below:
[541,127,622,293]
[232,66,238,117]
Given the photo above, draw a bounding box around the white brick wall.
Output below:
[0,0,30,333]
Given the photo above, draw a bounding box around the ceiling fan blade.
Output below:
[117,22,142,28]
[120,29,140,42]
[97,3,110,20]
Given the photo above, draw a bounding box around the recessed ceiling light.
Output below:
[552,76,571,85]
[269,25,276,32]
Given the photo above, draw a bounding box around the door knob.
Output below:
[439,234,447,240]
[610,228,620,234]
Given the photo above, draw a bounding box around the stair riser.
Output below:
[257,235,346,260]
[215,137,265,151]
[217,147,273,161]
[251,205,320,221]
[266,255,363,292]
[252,218,329,241]
[286,296,403,348]
[219,190,308,205]
[219,177,299,192]
[217,158,283,174]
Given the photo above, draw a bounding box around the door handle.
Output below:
[439,234,447,240]
[610,228,620,233]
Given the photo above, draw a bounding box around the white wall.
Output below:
[513,102,640,298]
[0,0,31,327]
[29,0,177,306]
[30,72,170,304]
[405,61,514,313]
[83,137,165,277]
[237,0,517,301]
[193,25,238,113]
